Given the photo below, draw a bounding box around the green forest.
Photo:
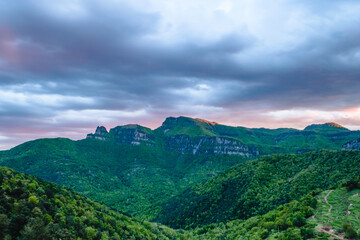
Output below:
[1,117,360,239]
[0,166,182,240]
[2,163,360,239]
[157,150,360,229]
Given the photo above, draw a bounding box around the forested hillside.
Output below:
[2,164,359,240]
[0,166,182,240]
[1,116,360,239]
[0,137,246,219]
[1,116,359,221]
[185,176,360,239]
[157,150,360,229]
[88,116,360,155]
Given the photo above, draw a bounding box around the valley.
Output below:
[1,117,360,239]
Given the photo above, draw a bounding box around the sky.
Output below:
[1,0,360,150]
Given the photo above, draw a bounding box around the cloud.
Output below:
[1,0,360,149]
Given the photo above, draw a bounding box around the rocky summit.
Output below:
[86,116,360,156]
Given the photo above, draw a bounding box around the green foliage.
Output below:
[159,117,218,137]
[157,150,360,229]
[0,214,10,238]
[1,142,360,239]
[1,116,360,239]
[342,222,358,238]
[160,116,359,154]
[0,166,183,239]
[0,137,246,220]
[185,192,318,239]
[28,195,39,205]
[186,177,360,239]
[85,226,97,239]
[0,116,359,222]
[310,176,360,238]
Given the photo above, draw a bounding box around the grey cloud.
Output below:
[1,0,360,148]
[0,0,160,73]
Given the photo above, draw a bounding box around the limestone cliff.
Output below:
[342,138,360,150]
[86,125,154,146]
[165,135,259,157]
[109,125,154,146]
[86,126,109,141]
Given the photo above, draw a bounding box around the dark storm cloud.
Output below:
[1,0,360,149]
[0,1,159,72]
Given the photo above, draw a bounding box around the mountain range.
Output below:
[86,116,360,156]
[1,116,360,239]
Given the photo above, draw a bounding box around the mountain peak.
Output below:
[117,124,150,131]
[160,116,217,136]
[195,118,218,125]
[87,126,109,140]
[162,116,218,126]
[95,126,108,135]
[304,122,349,131]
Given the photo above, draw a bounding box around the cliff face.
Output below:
[109,126,154,146]
[165,135,259,157]
[342,138,360,150]
[86,122,258,157]
[158,117,259,157]
[86,126,109,141]
[86,125,154,146]
[85,117,357,158]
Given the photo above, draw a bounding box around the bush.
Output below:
[85,226,97,240]
[28,196,39,205]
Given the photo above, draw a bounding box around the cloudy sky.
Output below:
[1,0,360,149]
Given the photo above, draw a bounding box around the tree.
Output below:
[20,218,48,240]
[9,214,27,238]
[0,214,10,238]
[292,212,305,227]
[85,226,97,240]
[28,195,39,205]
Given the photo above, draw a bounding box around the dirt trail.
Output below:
[311,210,318,219]
[347,203,353,215]
[317,190,345,239]
[318,227,344,239]
[317,227,344,239]
[312,190,333,219]
[324,190,334,214]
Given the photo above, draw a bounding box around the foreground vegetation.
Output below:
[309,177,360,239]
[184,177,360,239]
[0,166,182,240]
[1,151,360,239]
[157,150,360,229]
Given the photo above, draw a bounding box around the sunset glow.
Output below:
[1,0,360,149]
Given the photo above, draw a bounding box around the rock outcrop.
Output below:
[87,125,154,146]
[109,125,154,146]
[342,138,360,150]
[85,117,357,158]
[86,126,109,141]
[165,135,259,157]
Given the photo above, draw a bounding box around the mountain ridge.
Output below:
[1,116,360,222]
[86,116,360,156]
[87,116,350,135]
